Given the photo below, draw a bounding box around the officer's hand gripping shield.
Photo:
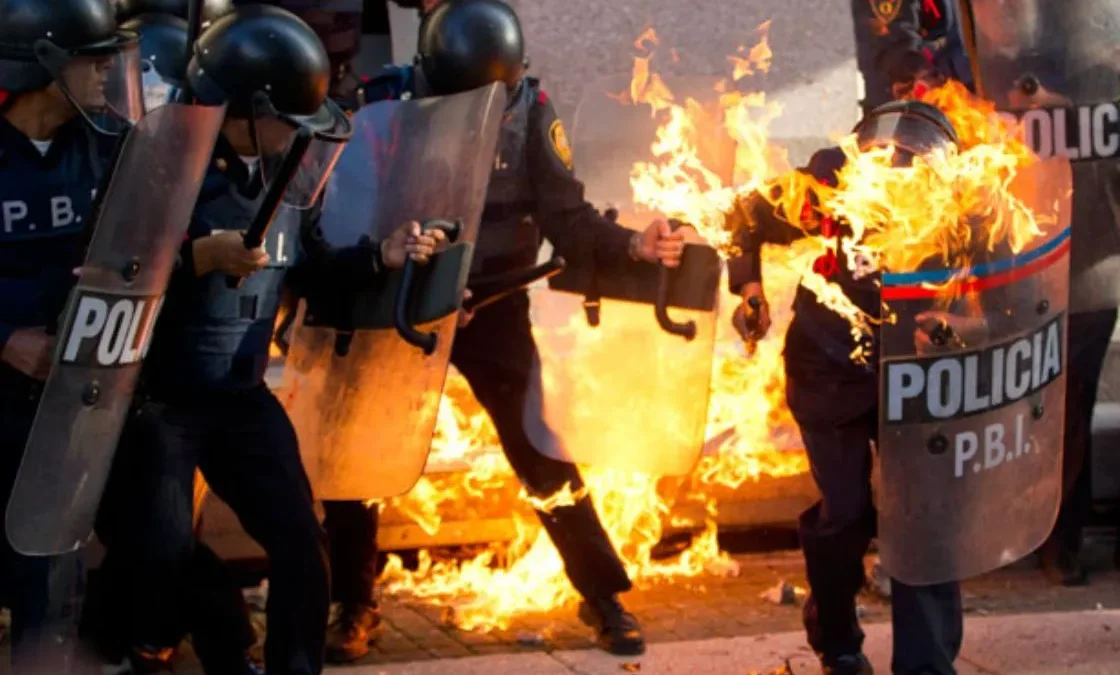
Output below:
[966,0,1120,312]
[282,83,506,501]
[876,153,1072,585]
[521,74,722,477]
[5,102,226,556]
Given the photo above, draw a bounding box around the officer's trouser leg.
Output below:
[0,372,84,673]
[200,386,329,675]
[96,399,199,653]
[1052,308,1117,551]
[322,500,380,607]
[450,295,632,600]
[187,542,259,670]
[795,415,876,660]
[890,580,962,675]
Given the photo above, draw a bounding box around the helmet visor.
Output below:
[38,36,144,134]
[254,96,352,208]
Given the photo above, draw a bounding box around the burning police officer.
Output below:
[726,78,1072,672]
[93,6,444,675]
[0,0,143,669]
[316,0,690,663]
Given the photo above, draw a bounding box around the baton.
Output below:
[393,219,463,355]
[226,128,313,289]
[654,219,697,341]
[463,257,567,313]
[176,0,205,103]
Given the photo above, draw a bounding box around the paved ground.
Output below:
[156,533,1120,673]
[330,537,1120,667]
[332,610,1120,675]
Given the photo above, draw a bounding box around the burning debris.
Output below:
[759,580,804,606]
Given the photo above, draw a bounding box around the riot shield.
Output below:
[966,0,1120,311]
[521,74,722,477]
[6,102,226,555]
[876,156,1073,585]
[283,83,505,501]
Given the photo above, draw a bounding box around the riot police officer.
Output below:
[87,5,262,672]
[728,102,967,675]
[318,0,689,663]
[96,6,443,675]
[0,0,141,670]
[850,0,973,114]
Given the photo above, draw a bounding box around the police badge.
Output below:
[871,0,902,24]
[549,119,574,171]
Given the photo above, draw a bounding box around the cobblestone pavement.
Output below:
[320,535,1120,667]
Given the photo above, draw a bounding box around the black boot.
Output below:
[325,602,382,664]
[577,595,645,656]
[820,652,874,675]
[1039,535,1088,587]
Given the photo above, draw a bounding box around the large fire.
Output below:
[376,26,1051,632]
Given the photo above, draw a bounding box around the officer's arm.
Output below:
[727,148,844,294]
[287,207,387,298]
[526,93,636,268]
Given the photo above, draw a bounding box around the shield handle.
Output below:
[394,219,463,355]
[655,219,698,341]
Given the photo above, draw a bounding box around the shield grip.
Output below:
[656,219,698,340]
[393,219,463,355]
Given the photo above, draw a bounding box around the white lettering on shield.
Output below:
[885,316,1064,480]
[61,293,165,367]
[885,317,1063,423]
[951,415,1031,478]
[1013,103,1120,161]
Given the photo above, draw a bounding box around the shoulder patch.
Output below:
[870,0,902,24]
[538,90,549,105]
[548,118,573,171]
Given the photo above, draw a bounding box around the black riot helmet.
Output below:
[0,0,143,131]
[417,0,526,97]
[853,100,959,165]
[121,12,188,111]
[186,4,351,207]
[116,0,233,24]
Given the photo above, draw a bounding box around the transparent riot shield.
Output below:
[521,74,722,477]
[967,0,1120,311]
[6,102,226,555]
[876,156,1073,585]
[283,83,506,501]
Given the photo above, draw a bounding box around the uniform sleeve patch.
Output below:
[548,118,573,171]
[870,0,902,24]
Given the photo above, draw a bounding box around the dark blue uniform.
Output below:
[96,135,384,675]
[851,0,974,115]
[0,113,114,669]
[322,66,636,618]
[728,148,963,675]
